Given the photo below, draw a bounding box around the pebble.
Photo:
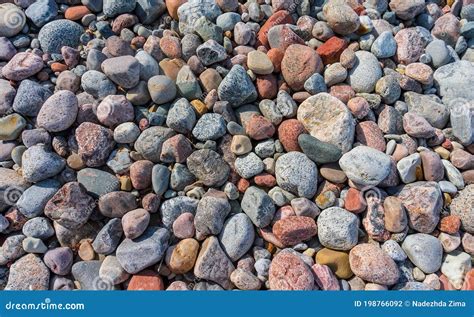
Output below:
[36,90,78,132]
[169,238,199,274]
[397,181,442,233]
[44,182,95,229]
[450,185,474,233]
[402,233,443,273]
[281,44,323,91]
[92,218,123,255]
[273,216,317,247]
[218,64,257,107]
[44,247,73,275]
[371,31,397,58]
[22,145,65,183]
[38,19,83,53]
[275,152,318,199]
[122,209,150,239]
[339,146,392,186]
[187,149,229,187]
[76,122,116,167]
[116,227,169,274]
[349,243,400,285]
[269,251,314,290]
[5,254,49,290]
[241,186,276,228]
[297,93,354,153]
[317,207,359,251]
[148,75,177,105]
[194,236,235,289]
[219,213,255,261]
[194,194,230,238]
[347,51,382,93]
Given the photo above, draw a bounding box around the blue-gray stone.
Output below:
[38,20,83,54]
[216,12,241,32]
[77,168,120,198]
[152,164,170,197]
[219,213,255,261]
[241,186,275,228]
[218,65,257,107]
[135,0,166,24]
[116,226,170,274]
[12,80,51,117]
[25,0,58,28]
[371,31,397,58]
[103,0,137,17]
[304,73,327,94]
[17,179,60,218]
[192,113,226,141]
[159,196,198,228]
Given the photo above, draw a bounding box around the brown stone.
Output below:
[281,44,323,91]
[316,36,348,65]
[169,238,199,274]
[278,119,305,152]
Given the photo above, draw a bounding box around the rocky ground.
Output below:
[0,0,473,291]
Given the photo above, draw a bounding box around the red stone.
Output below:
[462,269,474,290]
[311,263,340,290]
[160,134,193,163]
[65,6,90,21]
[272,216,317,246]
[344,188,366,213]
[256,74,278,99]
[356,121,386,152]
[254,173,277,188]
[269,251,315,290]
[257,10,293,47]
[112,14,139,34]
[245,115,275,140]
[267,48,284,72]
[127,270,164,290]
[281,44,323,91]
[316,36,348,65]
[237,178,250,193]
[329,84,355,103]
[439,215,461,234]
[51,62,67,73]
[278,119,306,152]
[160,36,182,59]
[129,160,153,190]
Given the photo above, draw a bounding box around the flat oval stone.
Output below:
[36,90,78,132]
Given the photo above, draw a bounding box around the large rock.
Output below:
[317,207,359,251]
[187,149,230,187]
[5,254,50,290]
[21,145,66,183]
[297,93,354,153]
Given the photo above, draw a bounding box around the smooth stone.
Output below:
[402,233,443,274]
[219,213,255,261]
[21,145,65,183]
[275,152,318,199]
[339,146,391,186]
[116,227,170,274]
